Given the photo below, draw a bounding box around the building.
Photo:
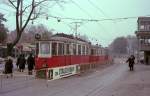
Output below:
[135,17,150,64]
[16,43,35,57]
[0,44,19,58]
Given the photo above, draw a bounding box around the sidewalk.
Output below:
[0,69,36,94]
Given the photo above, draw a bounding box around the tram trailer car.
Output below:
[35,33,112,80]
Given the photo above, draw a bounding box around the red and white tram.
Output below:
[35,33,112,80]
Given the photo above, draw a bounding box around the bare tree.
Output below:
[4,0,64,56]
[36,24,53,40]
[25,24,53,41]
[0,13,8,43]
[110,37,128,55]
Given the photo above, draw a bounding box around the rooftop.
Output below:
[138,17,150,22]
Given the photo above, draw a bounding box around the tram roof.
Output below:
[36,33,105,48]
[37,33,91,44]
[52,33,89,42]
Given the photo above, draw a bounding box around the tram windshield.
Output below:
[39,42,51,56]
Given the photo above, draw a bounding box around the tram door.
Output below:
[48,69,53,79]
[65,44,71,65]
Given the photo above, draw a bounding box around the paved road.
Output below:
[0,58,150,96]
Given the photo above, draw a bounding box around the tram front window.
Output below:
[40,42,50,56]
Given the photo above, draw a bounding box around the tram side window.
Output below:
[100,49,102,55]
[52,43,57,56]
[91,49,94,55]
[40,42,50,55]
[86,47,88,55]
[78,45,81,55]
[58,43,64,55]
[94,49,96,55]
[82,46,85,55]
[91,49,96,55]
[96,49,98,56]
[73,44,76,55]
[98,49,100,56]
[66,44,70,55]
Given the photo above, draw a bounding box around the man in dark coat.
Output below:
[27,53,35,75]
[16,54,21,70]
[18,54,26,72]
[126,55,135,71]
[4,56,13,78]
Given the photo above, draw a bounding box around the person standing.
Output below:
[27,53,35,75]
[16,54,21,70]
[4,56,13,78]
[18,54,26,72]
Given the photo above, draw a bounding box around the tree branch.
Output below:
[22,4,32,13]
[8,0,17,9]
[21,0,35,32]
[35,0,50,6]
[16,0,21,35]
[34,0,61,7]
[22,0,53,13]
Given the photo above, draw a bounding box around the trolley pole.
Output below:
[71,22,82,38]
[71,22,82,73]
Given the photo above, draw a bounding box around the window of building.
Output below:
[139,21,150,31]
[140,25,145,30]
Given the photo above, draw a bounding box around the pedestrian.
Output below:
[4,56,13,78]
[18,54,26,72]
[16,54,21,70]
[27,53,35,75]
[126,55,135,71]
[131,55,135,62]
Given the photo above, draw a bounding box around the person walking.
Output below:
[18,54,26,72]
[16,54,21,70]
[27,53,35,75]
[126,55,135,71]
[4,56,13,78]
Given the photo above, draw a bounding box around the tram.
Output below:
[35,33,112,80]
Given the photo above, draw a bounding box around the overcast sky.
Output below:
[0,0,150,47]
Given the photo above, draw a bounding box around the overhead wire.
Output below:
[87,0,126,39]
[87,0,109,18]
[21,0,150,22]
[86,0,112,38]
[46,14,150,22]
[87,0,120,41]
[70,0,93,18]
[70,0,112,41]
